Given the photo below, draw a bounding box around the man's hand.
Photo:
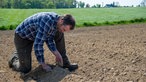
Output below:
[52,50,63,67]
[41,63,52,72]
[55,53,63,67]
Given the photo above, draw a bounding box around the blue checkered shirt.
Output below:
[15,12,60,63]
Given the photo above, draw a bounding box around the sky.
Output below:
[77,0,143,7]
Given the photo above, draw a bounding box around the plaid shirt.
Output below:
[15,12,59,63]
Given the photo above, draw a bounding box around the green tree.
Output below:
[55,0,77,8]
[86,3,90,8]
[6,0,11,8]
[0,0,5,8]
[78,1,85,8]
[47,2,56,8]
[92,4,101,8]
[0,0,77,8]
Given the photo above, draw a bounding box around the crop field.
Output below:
[0,7,146,30]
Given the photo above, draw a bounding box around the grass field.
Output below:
[0,7,146,30]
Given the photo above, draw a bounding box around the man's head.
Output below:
[57,14,75,32]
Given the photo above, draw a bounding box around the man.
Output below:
[8,12,78,74]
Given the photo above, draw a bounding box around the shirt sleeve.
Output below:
[45,32,57,52]
[34,29,45,64]
[34,14,57,64]
[34,15,50,64]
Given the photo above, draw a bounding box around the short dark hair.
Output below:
[62,14,75,30]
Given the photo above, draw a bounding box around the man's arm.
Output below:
[34,31,53,72]
[34,31,45,64]
[51,50,63,66]
[45,36,63,66]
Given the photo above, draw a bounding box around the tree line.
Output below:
[0,0,88,9]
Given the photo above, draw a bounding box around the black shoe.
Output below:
[8,52,20,71]
[63,63,78,72]
[8,53,18,68]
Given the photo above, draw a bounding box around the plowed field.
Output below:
[0,23,146,82]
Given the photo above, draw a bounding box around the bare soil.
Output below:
[0,23,146,82]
